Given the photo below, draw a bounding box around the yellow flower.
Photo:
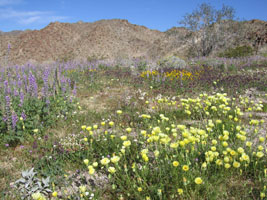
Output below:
[233,161,240,168]
[126,128,132,133]
[109,121,114,127]
[154,150,159,158]
[123,140,131,147]
[81,125,86,130]
[256,151,264,158]
[177,188,183,195]
[170,142,178,149]
[137,187,143,192]
[33,129,39,133]
[100,158,110,165]
[52,191,58,197]
[230,150,236,156]
[111,156,120,163]
[120,136,127,141]
[83,159,89,165]
[142,154,149,162]
[259,137,265,142]
[32,192,46,200]
[260,192,266,198]
[182,165,189,171]
[246,141,252,147]
[89,168,95,175]
[93,162,98,167]
[222,141,228,147]
[211,146,216,151]
[116,110,122,115]
[79,185,86,193]
[216,159,223,166]
[173,161,179,167]
[84,138,88,142]
[241,154,250,162]
[258,145,264,151]
[225,163,231,169]
[93,124,98,129]
[237,147,244,154]
[194,177,203,184]
[108,167,116,174]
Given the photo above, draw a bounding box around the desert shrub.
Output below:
[219,45,254,58]
[158,56,187,69]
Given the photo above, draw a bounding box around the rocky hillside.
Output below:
[0,19,266,65]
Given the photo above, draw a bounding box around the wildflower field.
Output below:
[0,56,267,200]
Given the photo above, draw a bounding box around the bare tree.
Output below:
[180,3,237,57]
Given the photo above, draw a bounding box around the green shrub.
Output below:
[218,45,254,58]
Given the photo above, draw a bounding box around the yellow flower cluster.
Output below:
[140,68,204,81]
[78,91,266,199]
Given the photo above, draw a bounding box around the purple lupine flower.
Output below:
[42,69,50,97]
[28,71,38,97]
[18,80,22,89]
[2,116,8,122]
[4,80,9,94]
[23,74,28,93]
[5,95,11,108]
[5,96,12,131]
[12,112,18,130]
[19,91,24,107]
[14,89,19,96]
[46,98,50,105]
[21,112,26,120]
[32,141,38,149]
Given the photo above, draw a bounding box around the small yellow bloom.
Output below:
[154,150,159,158]
[109,121,114,127]
[177,188,183,195]
[83,159,89,165]
[256,151,264,158]
[116,110,122,115]
[93,124,98,129]
[173,161,179,167]
[182,165,189,171]
[259,137,265,142]
[93,162,98,167]
[108,167,116,174]
[84,138,88,142]
[79,185,86,193]
[120,136,127,141]
[100,158,110,165]
[52,191,58,197]
[123,140,131,147]
[260,192,266,198]
[33,129,39,133]
[195,177,203,184]
[233,161,240,168]
[126,128,132,133]
[89,168,95,175]
[137,187,143,192]
[225,163,231,169]
[111,156,120,163]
